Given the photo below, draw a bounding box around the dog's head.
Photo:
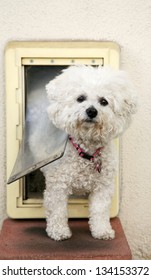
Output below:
[46,65,137,144]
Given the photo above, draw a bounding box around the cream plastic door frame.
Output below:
[6,41,120,218]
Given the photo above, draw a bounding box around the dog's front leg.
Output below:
[44,183,71,241]
[88,188,115,240]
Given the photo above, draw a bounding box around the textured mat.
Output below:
[0,218,132,259]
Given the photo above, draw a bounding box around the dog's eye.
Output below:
[99,97,108,106]
[77,95,86,103]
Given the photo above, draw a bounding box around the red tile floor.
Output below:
[0,218,132,260]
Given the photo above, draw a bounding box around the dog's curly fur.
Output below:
[41,65,137,241]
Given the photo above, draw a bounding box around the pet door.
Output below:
[6,41,120,218]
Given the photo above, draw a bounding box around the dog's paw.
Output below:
[46,225,72,241]
[91,228,115,240]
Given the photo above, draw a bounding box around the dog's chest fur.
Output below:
[43,140,116,195]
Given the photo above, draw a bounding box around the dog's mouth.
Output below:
[85,118,97,124]
[76,119,100,131]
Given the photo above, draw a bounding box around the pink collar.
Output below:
[69,136,103,173]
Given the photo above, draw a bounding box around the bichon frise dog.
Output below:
[41,65,137,241]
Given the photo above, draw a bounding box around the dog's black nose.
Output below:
[86,106,98,119]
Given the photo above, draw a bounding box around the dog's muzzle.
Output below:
[86,106,98,119]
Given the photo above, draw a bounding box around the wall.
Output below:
[0,0,151,259]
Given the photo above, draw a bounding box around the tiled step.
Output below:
[0,218,131,260]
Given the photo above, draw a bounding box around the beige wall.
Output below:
[0,0,151,259]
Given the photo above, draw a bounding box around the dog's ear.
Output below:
[45,68,71,101]
[108,69,138,117]
[120,72,137,117]
[123,95,137,115]
[46,79,58,101]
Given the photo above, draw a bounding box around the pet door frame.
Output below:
[6,41,120,219]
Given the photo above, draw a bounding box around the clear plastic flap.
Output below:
[8,66,68,184]
[7,122,68,184]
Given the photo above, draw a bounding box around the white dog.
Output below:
[41,65,137,241]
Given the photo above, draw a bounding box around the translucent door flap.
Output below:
[8,122,68,184]
[8,66,68,184]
